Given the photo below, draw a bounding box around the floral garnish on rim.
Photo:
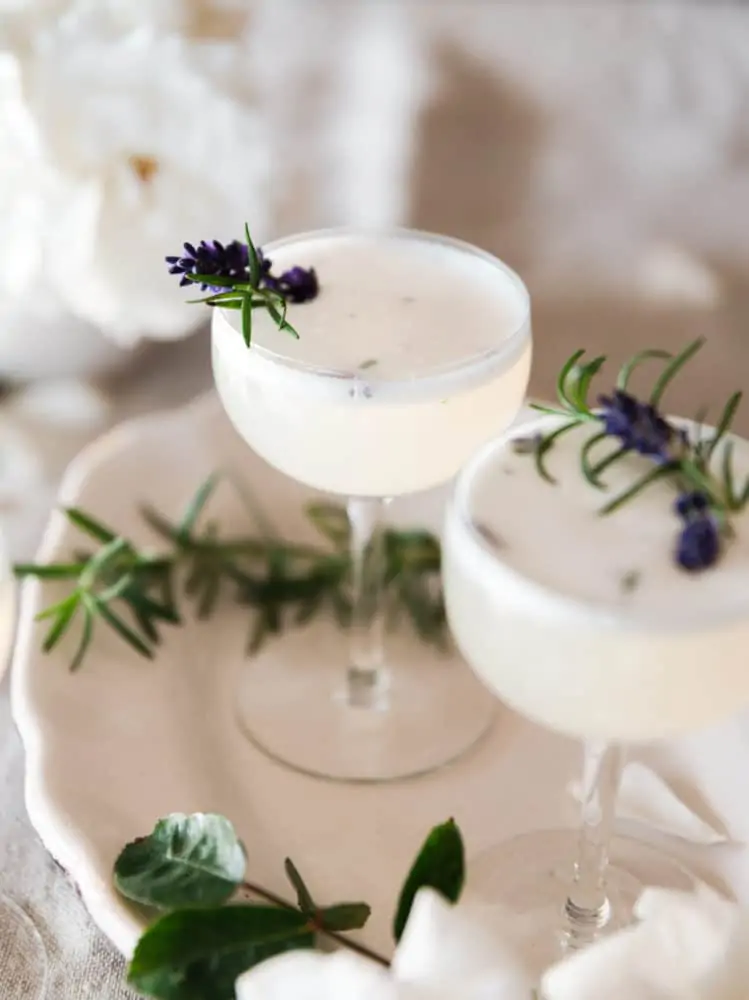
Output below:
[518,338,748,572]
[165,223,318,347]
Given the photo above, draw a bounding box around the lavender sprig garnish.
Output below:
[165,223,318,347]
[166,239,254,291]
[526,339,749,572]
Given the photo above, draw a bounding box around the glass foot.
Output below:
[465,828,697,974]
[0,894,47,998]
[234,618,496,782]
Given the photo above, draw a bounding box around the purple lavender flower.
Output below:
[166,240,249,291]
[598,390,674,460]
[257,261,317,302]
[674,491,709,520]
[275,266,319,304]
[676,516,720,571]
[166,240,319,303]
[674,491,720,571]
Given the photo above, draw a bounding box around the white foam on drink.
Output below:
[445,414,749,741]
[465,415,749,630]
[227,229,528,380]
[213,230,531,496]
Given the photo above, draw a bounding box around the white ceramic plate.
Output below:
[11,393,584,959]
[14,393,736,963]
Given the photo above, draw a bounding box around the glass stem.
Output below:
[345,497,389,710]
[562,740,625,952]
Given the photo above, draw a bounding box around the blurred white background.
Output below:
[0,0,747,513]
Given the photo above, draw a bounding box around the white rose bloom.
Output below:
[237,885,749,1000]
[236,888,533,1000]
[0,7,271,346]
[543,886,749,1000]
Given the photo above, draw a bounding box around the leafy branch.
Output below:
[15,475,447,670]
[114,812,465,999]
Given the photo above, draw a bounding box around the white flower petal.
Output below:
[0,274,126,379]
[543,887,748,1000]
[2,12,272,345]
[12,378,109,428]
[393,888,530,991]
[236,948,395,1000]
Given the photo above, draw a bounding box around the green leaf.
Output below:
[196,573,222,619]
[94,599,155,660]
[115,814,247,910]
[580,430,611,488]
[570,355,606,413]
[186,293,246,307]
[305,503,350,548]
[13,562,84,580]
[132,590,181,626]
[178,476,221,540]
[79,536,131,591]
[245,224,261,289]
[70,607,94,672]
[616,348,672,392]
[128,906,313,1000]
[589,445,628,485]
[265,300,285,329]
[722,440,737,509]
[706,391,742,463]
[212,300,243,311]
[98,571,138,604]
[392,818,465,943]
[35,587,89,621]
[556,350,586,410]
[42,594,79,652]
[283,858,315,915]
[649,338,704,408]
[264,296,299,339]
[132,604,161,644]
[246,614,268,655]
[680,457,721,505]
[599,461,680,516]
[65,507,117,543]
[241,293,253,347]
[528,403,566,416]
[534,420,581,484]
[739,474,749,509]
[318,903,371,933]
[281,320,299,340]
[294,591,324,626]
[400,584,446,644]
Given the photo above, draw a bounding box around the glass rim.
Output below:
[214,225,531,385]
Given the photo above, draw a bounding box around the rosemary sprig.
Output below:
[525,338,749,571]
[16,512,178,671]
[16,477,446,669]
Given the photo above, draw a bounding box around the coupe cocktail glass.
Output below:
[444,412,749,969]
[213,227,531,781]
